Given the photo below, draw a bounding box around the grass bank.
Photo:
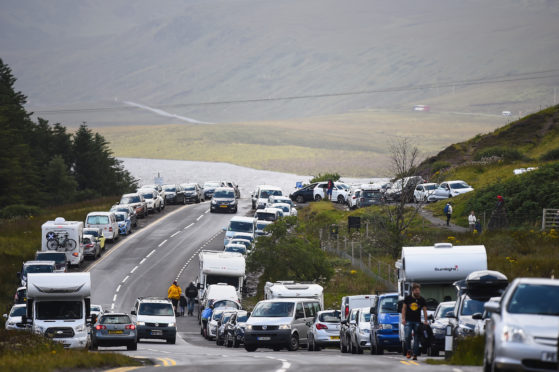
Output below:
[0,329,143,371]
[426,335,484,366]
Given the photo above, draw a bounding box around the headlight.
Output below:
[502,325,527,343]
[211,200,217,204]
[279,324,291,330]
[457,325,475,335]
[136,321,145,326]
[7,322,15,326]
[76,324,85,332]
[380,324,393,330]
[168,322,176,327]
[433,327,445,334]
[359,329,370,335]
[246,325,253,330]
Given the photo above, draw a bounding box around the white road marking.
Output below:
[171,231,180,237]
[111,303,115,310]
[204,210,210,214]
[184,223,194,230]
[113,294,117,302]
[130,266,138,273]
[140,258,146,265]
[196,215,203,221]
[122,275,130,283]
[147,249,156,257]
[158,239,168,247]
[453,369,463,372]
[116,285,121,293]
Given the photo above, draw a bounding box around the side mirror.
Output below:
[2,314,7,319]
[428,314,434,321]
[472,313,483,320]
[484,302,501,314]
[222,227,227,232]
[370,306,377,315]
[130,309,136,315]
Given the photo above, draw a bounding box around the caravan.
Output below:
[264,281,324,309]
[41,217,84,267]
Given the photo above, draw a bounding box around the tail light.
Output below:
[109,227,113,232]
[316,323,328,330]
[72,252,79,257]
[95,325,106,330]
[345,305,349,318]
[352,196,356,199]
[86,244,93,248]
[125,324,136,330]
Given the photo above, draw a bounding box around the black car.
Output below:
[428,301,455,356]
[357,188,384,208]
[181,183,203,203]
[224,310,249,348]
[289,183,317,204]
[162,184,187,205]
[210,187,237,213]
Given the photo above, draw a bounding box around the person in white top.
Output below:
[468,211,477,232]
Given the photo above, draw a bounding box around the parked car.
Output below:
[357,186,383,208]
[413,183,438,203]
[18,260,55,287]
[208,308,237,341]
[224,243,247,255]
[307,310,341,351]
[109,206,137,228]
[85,211,119,241]
[474,297,500,336]
[181,183,203,203]
[3,304,29,331]
[370,293,401,355]
[203,181,224,200]
[229,238,253,253]
[215,310,237,346]
[82,234,101,259]
[346,187,362,210]
[90,304,104,319]
[349,307,372,354]
[255,220,273,237]
[384,176,425,203]
[210,187,238,213]
[270,203,295,217]
[13,286,27,304]
[313,182,350,203]
[428,180,474,202]
[252,185,284,210]
[162,184,186,205]
[340,308,359,353]
[429,301,456,356]
[483,278,559,372]
[83,227,107,251]
[289,183,317,204]
[138,188,162,213]
[90,312,137,350]
[131,297,177,344]
[115,211,132,235]
[35,251,67,272]
[118,193,148,218]
[225,181,241,199]
[224,310,249,348]
[254,208,281,222]
[223,217,256,247]
[141,184,166,209]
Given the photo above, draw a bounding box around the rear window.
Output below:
[83,229,100,237]
[36,253,66,263]
[87,215,109,225]
[100,315,131,324]
[115,214,125,222]
[319,311,341,323]
[120,196,140,204]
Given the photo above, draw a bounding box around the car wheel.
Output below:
[376,337,384,355]
[307,335,314,351]
[350,339,356,354]
[356,343,363,354]
[245,345,257,352]
[167,336,176,344]
[296,195,304,204]
[288,333,299,351]
[233,336,239,348]
[314,195,322,201]
[483,342,493,372]
[90,341,98,350]
[340,336,348,353]
[127,342,137,351]
[337,195,345,204]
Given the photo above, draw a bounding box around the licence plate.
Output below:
[220,205,228,208]
[330,336,340,340]
[151,330,163,336]
[108,330,123,334]
[542,351,557,362]
[257,337,271,341]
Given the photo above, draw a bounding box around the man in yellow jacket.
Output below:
[168,280,182,315]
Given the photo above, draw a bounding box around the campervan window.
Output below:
[206,275,239,289]
[36,301,83,320]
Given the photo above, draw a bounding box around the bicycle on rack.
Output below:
[46,231,77,251]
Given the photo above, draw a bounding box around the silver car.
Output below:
[349,307,371,354]
[484,278,559,371]
[3,304,29,331]
[307,310,341,351]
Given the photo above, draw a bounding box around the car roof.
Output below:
[101,312,128,316]
[258,298,319,304]
[138,297,172,303]
[214,187,234,192]
[513,277,559,286]
[122,193,140,197]
[24,260,55,266]
[230,216,255,223]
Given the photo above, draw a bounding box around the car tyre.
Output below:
[127,342,137,351]
[307,335,314,351]
[90,341,98,350]
[245,345,257,352]
[296,195,305,204]
[340,336,348,353]
[288,334,299,351]
[350,339,356,354]
[314,195,322,201]
[375,338,384,355]
[167,336,176,344]
[337,195,345,204]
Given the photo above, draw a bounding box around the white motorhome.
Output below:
[25,272,91,349]
[41,217,84,267]
[264,281,324,309]
[198,250,246,299]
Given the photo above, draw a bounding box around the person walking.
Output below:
[185,282,198,316]
[468,211,477,232]
[401,283,428,361]
[444,202,453,226]
[167,280,182,316]
[179,293,187,317]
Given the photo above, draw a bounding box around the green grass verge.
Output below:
[426,335,484,366]
[0,329,143,371]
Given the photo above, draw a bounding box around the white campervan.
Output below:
[25,272,91,349]
[265,281,324,309]
[41,217,84,267]
[198,250,246,300]
[85,211,119,242]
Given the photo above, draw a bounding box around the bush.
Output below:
[540,147,559,161]
[474,146,524,162]
[429,160,451,174]
[310,172,341,183]
[0,204,42,219]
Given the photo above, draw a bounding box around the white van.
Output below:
[85,212,119,242]
[252,185,283,210]
[223,216,256,247]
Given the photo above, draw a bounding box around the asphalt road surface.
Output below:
[87,199,481,372]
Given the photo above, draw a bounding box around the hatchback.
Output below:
[307,310,341,351]
[91,313,137,350]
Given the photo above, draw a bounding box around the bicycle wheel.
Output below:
[65,239,77,251]
[46,239,59,250]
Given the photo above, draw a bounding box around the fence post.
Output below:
[351,242,354,265]
[359,244,362,261]
[368,253,371,268]
[366,222,369,237]
[542,208,547,230]
[378,262,381,277]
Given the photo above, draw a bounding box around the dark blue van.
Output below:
[370,293,401,354]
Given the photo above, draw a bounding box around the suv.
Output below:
[181,183,203,203]
[210,187,238,213]
[289,183,317,204]
[131,297,177,344]
[118,193,148,218]
[203,181,225,200]
[162,184,186,205]
[252,185,283,210]
[138,188,162,213]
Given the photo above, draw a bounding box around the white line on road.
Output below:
[116,285,121,293]
[158,239,168,247]
[147,249,156,257]
[196,215,203,221]
[204,209,210,214]
[122,275,130,283]
[111,303,115,310]
[184,223,194,230]
[113,294,117,302]
[130,266,138,273]
[453,369,463,372]
[140,258,146,265]
[171,231,180,237]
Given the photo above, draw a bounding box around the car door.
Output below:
[294,302,307,342]
[302,302,317,344]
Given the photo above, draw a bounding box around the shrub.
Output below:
[540,147,559,161]
[0,204,42,219]
[429,160,451,174]
[474,146,524,162]
[310,172,341,183]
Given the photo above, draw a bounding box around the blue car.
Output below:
[370,293,401,354]
[115,212,132,235]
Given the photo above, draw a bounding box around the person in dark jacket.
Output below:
[185,282,198,316]
[179,293,187,317]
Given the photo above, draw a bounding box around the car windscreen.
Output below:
[183,186,196,191]
[461,297,485,315]
[214,191,234,198]
[213,300,240,309]
[91,306,102,312]
[121,196,140,203]
[363,191,382,198]
[24,264,54,274]
[425,184,437,190]
[139,303,174,316]
[228,221,253,233]
[225,246,246,254]
[36,253,66,263]
[36,300,83,320]
[237,315,249,322]
[10,306,26,317]
[260,189,282,198]
[319,311,341,323]
[87,215,109,225]
[100,315,131,324]
[115,214,125,222]
[83,229,99,237]
[142,193,154,199]
[451,182,470,190]
[251,302,294,317]
[436,304,455,319]
[163,186,176,192]
[256,212,276,221]
[256,222,270,230]
[378,296,398,313]
[507,284,559,315]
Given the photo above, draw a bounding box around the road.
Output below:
[87,199,481,372]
